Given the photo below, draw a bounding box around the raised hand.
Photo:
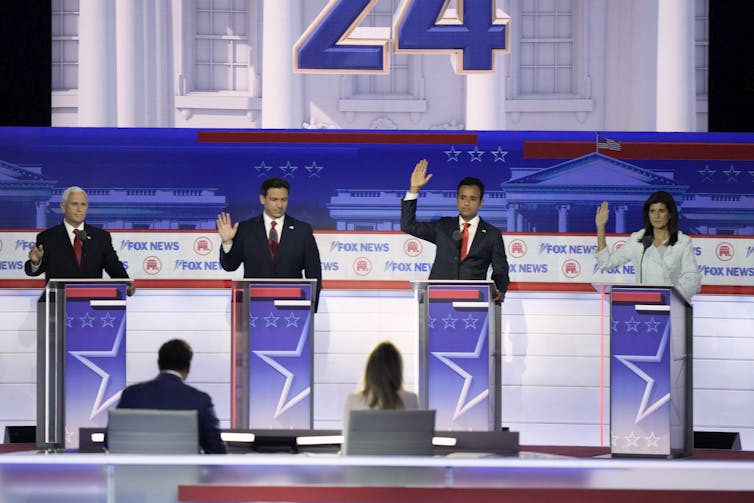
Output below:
[28,244,44,265]
[216,212,239,244]
[409,159,433,193]
[595,201,610,229]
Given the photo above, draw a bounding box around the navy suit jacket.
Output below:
[116,372,227,454]
[219,214,322,310]
[24,223,129,280]
[401,198,510,294]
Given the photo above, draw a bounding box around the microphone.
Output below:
[639,233,652,283]
[75,229,89,242]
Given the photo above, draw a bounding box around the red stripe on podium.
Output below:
[197,131,477,145]
[428,289,481,300]
[249,287,303,299]
[523,141,754,160]
[178,485,754,503]
[65,287,120,299]
[611,291,664,303]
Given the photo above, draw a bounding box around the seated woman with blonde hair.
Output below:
[342,341,418,437]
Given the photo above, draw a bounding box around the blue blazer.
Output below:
[117,372,227,454]
[401,198,510,294]
[219,214,322,310]
[24,223,129,280]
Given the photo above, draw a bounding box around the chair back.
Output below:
[344,409,435,456]
[107,409,198,454]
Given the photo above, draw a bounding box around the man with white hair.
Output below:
[25,186,134,295]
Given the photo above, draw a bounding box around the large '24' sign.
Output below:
[294,0,510,74]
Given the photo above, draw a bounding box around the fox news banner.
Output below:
[1,231,753,288]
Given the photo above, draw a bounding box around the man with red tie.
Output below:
[216,177,322,310]
[24,186,134,296]
[400,159,509,303]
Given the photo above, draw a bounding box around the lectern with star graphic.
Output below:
[606,285,693,458]
[231,279,316,429]
[413,280,501,431]
[37,279,129,450]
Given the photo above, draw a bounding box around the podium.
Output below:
[413,280,501,431]
[230,279,316,429]
[37,279,129,450]
[602,284,693,458]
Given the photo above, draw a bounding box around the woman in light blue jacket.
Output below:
[595,191,701,301]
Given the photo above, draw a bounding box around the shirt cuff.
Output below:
[404,192,419,201]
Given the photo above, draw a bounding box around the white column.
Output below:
[656,0,695,131]
[262,0,303,128]
[507,204,518,232]
[35,201,49,229]
[465,53,507,130]
[78,0,116,126]
[614,205,628,233]
[115,0,145,126]
[557,204,570,233]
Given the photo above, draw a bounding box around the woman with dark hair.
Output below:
[594,191,701,301]
[342,341,419,441]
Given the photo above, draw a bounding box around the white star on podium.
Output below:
[431,327,489,421]
[68,321,125,420]
[614,325,671,423]
[253,317,311,418]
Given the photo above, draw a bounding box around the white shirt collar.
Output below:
[458,215,480,228]
[263,213,285,228]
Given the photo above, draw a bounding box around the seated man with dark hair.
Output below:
[115,339,227,454]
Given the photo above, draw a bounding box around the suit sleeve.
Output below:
[197,393,227,454]
[674,236,702,300]
[24,231,46,277]
[491,230,510,294]
[400,198,438,243]
[102,231,129,279]
[302,223,323,311]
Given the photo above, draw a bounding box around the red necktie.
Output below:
[73,229,82,266]
[268,221,279,257]
[460,222,470,261]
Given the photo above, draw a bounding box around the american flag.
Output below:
[596,135,622,151]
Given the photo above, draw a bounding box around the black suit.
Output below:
[24,223,129,280]
[219,214,322,309]
[116,372,227,454]
[401,198,510,294]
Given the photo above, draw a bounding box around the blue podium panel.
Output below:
[609,286,692,457]
[37,279,128,450]
[64,283,127,449]
[416,281,500,432]
[232,280,315,430]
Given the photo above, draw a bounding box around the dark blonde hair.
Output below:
[361,341,405,409]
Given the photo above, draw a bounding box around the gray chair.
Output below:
[344,409,435,456]
[106,409,198,454]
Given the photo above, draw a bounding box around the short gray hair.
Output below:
[61,186,87,204]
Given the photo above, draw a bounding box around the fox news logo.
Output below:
[15,240,35,251]
[121,240,180,252]
[330,241,390,253]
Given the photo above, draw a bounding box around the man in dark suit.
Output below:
[401,159,510,302]
[116,338,227,454]
[217,177,322,309]
[24,186,135,296]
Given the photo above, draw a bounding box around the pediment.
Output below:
[504,153,676,187]
[0,160,50,182]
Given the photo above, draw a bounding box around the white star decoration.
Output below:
[252,315,311,419]
[644,317,661,333]
[68,313,125,420]
[264,312,280,327]
[285,312,300,327]
[80,312,95,328]
[444,146,461,162]
[249,314,258,328]
[624,317,640,332]
[491,146,508,162]
[305,161,324,178]
[462,314,478,329]
[723,165,741,182]
[698,165,715,182]
[614,323,671,423]
[646,432,661,447]
[625,431,640,447]
[279,161,298,178]
[254,161,273,178]
[101,312,116,328]
[442,313,458,329]
[467,146,485,162]
[431,322,489,421]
